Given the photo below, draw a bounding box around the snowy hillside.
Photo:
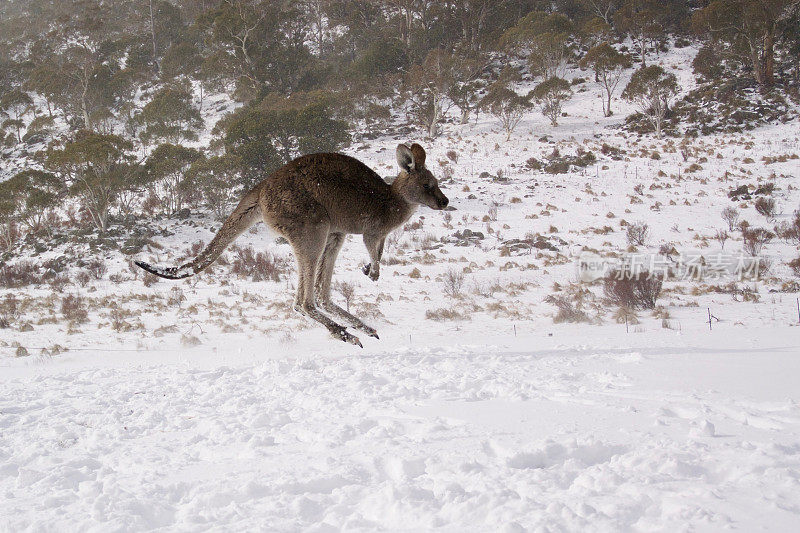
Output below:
[3,41,800,531]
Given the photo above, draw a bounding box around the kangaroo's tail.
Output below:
[135,191,262,280]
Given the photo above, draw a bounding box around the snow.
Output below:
[3,326,800,531]
[3,42,800,530]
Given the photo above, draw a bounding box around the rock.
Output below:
[451,229,485,246]
[728,185,749,199]
[15,346,29,357]
[20,323,33,332]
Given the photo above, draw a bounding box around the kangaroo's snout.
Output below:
[437,194,449,209]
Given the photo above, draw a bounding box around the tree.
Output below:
[503,12,574,79]
[223,91,350,190]
[26,62,65,118]
[532,77,573,126]
[581,0,622,26]
[0,187,21,251]
[579,42,631,116]
[580,16,613,50]
[622,65,678,138]
[138,85,203,146]
[45,131,138,233]
[692,0,796,87]
[448,52,486,124]
[2,170,63,234]
[187,155,241,220]
[614,0,663,67]
[404,49,456,137]
[141,144,203,215]
[0,90,33,142]
[480,79,532,140]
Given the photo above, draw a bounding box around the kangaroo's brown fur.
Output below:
[136,143,448,346]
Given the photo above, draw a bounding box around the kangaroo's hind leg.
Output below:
[315,232,379,339]
[290,225,362,347]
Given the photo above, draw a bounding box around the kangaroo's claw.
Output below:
[362,263,371,276]
[363,325,379,339]
[333,328,362,348]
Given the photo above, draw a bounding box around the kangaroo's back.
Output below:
[258,152,400,235]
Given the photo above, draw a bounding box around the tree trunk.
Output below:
[749,40,765,85]
[81,74,91,130]
[762,26,775,86]
[149,0,160,73]
[640,37,647,68]
[460,108,469,124]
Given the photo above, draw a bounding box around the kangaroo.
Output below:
[135,143,448,346]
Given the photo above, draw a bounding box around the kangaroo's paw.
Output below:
[321,303,379,340]
[359,324,379,339]
[362,263,379,281]
[332,327,362,348]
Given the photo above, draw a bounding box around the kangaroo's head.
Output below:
[395,143,449,210]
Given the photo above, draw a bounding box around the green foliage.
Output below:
[223,91,350,188]
[622,65,678,138]
[161,42,202,80]
[503,11,574,79]
[186,155,240,220]
[45,130,137,232]
[141,143,203,215]
[349,38,409,81]
[579,42,631,116]
[532,77,573,126]
[692,0,793,86]
[139,85,203,145]
[480,80,532,140]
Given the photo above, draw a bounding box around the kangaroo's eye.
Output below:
[422,183,431,191]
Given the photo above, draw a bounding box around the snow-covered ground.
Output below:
[3,44,800,530]
[3,324,800,531]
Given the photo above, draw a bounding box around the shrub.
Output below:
[443,268,465,298]
[544,294,590,323]
[777,211,800,245]
[76,271,92,287]
[87,259,107,280]
[741,227,774,256]
[754,197,777,219]
[61,294,89,324]
[604,270,662,310]
[715,229,729,249]
[231,246,288,282]
[721,207,739,230]
[0,262,39,288]
[333,280,356,312]
[425,307,469,321]
[0,294,19,327]
[626,222,650,246]
[788,256,800,277]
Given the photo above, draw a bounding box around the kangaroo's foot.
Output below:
[362,263,379,281]
[294,304,363,347]
[319,300,379,339]
[331,326,362,347]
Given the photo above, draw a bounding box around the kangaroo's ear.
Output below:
[409,143,426,169]
[396,144,414,172]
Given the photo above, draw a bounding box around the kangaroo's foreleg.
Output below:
[291,226,362,347]
[362,234,385,281]
[316,233,379,339]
